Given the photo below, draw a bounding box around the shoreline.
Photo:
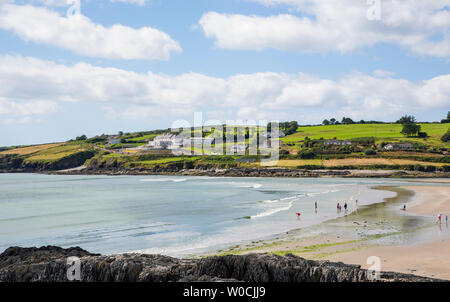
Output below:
[1,167,449,178]
[211,183,450,280]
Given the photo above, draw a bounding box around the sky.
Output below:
[0,0,449,146]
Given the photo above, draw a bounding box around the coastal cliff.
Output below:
[0,246,441,282]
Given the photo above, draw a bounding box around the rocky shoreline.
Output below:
[53,167,450,178]
[0,246,443,282]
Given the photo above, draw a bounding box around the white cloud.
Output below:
[0,98,59,124]
[32,0,148,6]
[0,55,448,123]
[373,69,396,78]
[0,4,181,60]
[200,0,450,58]
[109,0,147,5]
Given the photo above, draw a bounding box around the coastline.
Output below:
[2,167,449,178]
[212,183,450,280]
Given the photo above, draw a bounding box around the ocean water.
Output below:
[0,173,439,257]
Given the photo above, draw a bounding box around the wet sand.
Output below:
[216,183,450,280]
[327,185,450,280]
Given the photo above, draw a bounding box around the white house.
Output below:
[107,137,121,145]
[148,134,183,149]
[184,137,215,147]
[323,139,352,146]
[231,144,248,154]
[267,130,285,138]
[384,143,413,151]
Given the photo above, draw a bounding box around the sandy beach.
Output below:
[219,183,450,280]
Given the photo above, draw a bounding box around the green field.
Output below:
[2,122,449,171]
[281,123,449,147]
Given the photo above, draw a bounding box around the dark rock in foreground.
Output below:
[0,246,442,282]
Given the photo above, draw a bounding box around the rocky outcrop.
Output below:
[0,246,441,282]
[0,151,95,173]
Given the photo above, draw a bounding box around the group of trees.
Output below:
[268,121,298,135]
[75,135,87,141]
[397,115,427,137]
[322,117,359,125]
[441,111,450,124]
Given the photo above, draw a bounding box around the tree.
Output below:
[401,124,421,137]
[322,119,330,125]
[397,115,416,124]
[365,149,377,156]
[118,131,124,137]
[279,121,298,135]
[76,135,87,141]
[341,117,354,124]
[330,118,336,125]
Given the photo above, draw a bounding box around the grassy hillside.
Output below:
[1,122,448,172]
[23,143,91,163]
[0,143,65,155]
[281,123,449,147]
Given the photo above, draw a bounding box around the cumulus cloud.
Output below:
[0,98,60,124]
[0,4,182,60]
[32,0,148,6]
[0,55,448,123]
[199,0,450,58]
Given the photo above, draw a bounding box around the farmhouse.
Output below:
[267,130,285,138]
[147,135,215,150]
[323,139,352,146]
[148,134,183,149]
[384,143,413,151]
[231,144,248,153]
[106,137,121,145]
[184,137,215,147]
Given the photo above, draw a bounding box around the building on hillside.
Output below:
[184,137,215,147]
[106,137,121,145]
[147,135,215,150]
[231,144,248,154]
[267,130,285,138]
[323,139,352,146]
[384,143,413,151]
[148,134,183,149]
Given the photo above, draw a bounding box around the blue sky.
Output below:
[0,0,449,146]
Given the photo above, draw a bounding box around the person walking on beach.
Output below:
[315,202,318,213]
[337,203,341,213]
[438,214,441,224]
[344,202,348,212]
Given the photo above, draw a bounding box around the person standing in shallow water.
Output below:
[344,202,348,212]
[315,202,318,213]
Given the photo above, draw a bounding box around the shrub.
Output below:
[441,130,450,142]
[298,150,316,159]
[364,149,377,156]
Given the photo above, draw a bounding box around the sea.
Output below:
[0,173,445,257]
